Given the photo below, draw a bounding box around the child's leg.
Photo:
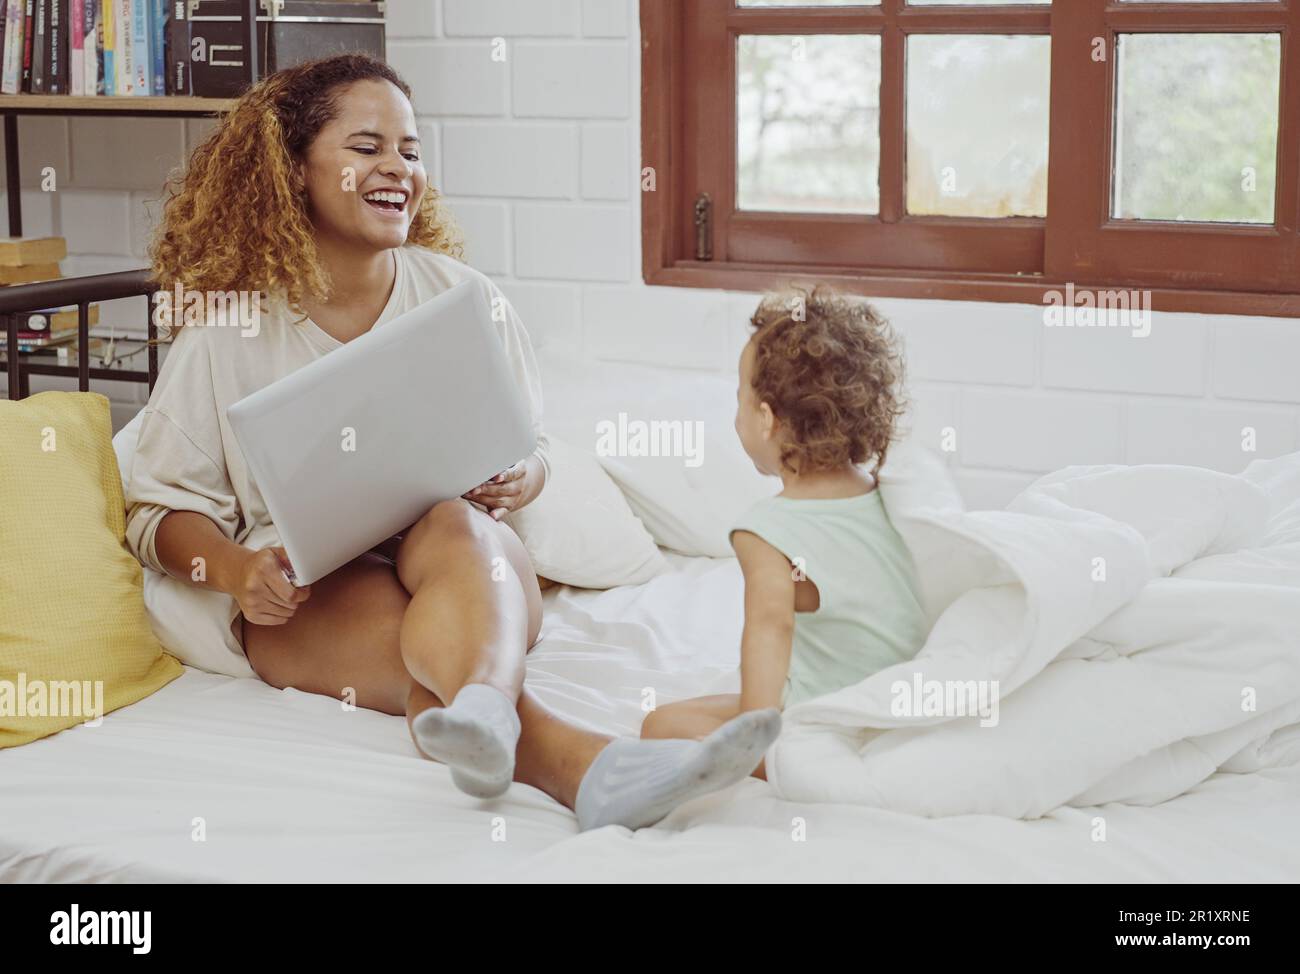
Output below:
[641,694,769,779]
[641,694,739,738]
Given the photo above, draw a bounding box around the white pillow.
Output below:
[112,410,258,678]
[597,445,771,558]
[506,437,667,588]
[537,351,780,557]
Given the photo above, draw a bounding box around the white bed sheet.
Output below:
[3,554,1298,883]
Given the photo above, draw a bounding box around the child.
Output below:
[640,286,929,775]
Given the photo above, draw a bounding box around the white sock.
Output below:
[411,683,521,799]
[574,708,782,831]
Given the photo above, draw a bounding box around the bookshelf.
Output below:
[1,95,240,238]
[0,95,236,113]
[0,0,260,237]
[0,94,231,398]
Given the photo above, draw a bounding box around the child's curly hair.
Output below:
[149,53,462,321]
[748,285,907,475]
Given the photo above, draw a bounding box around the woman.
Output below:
[124,54,778,830]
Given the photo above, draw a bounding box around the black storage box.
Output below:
[190,0,385,98]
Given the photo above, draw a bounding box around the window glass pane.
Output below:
[906,34,1050,218]
[738,1,878,7]
[908,1,1048,5]
[737,34,882,214]
[1113,33,1280,224]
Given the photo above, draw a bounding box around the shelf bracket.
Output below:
[4,114,20,238]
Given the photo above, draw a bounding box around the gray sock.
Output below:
[575,708,782,831]
[411,683,521,799]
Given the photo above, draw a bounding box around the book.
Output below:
[148,0,161,94]
[0,262,60,284]
[0,337,73,353]
[0,305,101,344]
[20,0,33,91]
[3,337,106,363]
[11,304,97,331]
[45,0,64,95]
[114,0,128,94]
[70,0,81,94]
[0,323,75,348]
[129,0,145,94]
[82,0,95,94]
[29,0,44,93]
[0,236,67,265]
[1,326,73,343]
[94,0,104,93]
[163,0,186,94]
[1,0,24,94]
[101,0,114,94]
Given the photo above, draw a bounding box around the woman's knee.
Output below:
[396,498,543,647]
[397,499,493,587]
[408,498,483,547]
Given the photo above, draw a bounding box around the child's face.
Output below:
[735,340,783,476]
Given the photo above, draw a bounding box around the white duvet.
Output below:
[767,445,1300,818]
[6,440,1299,880]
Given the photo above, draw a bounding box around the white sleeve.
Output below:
[482,279,552,484]
[124,329,241,574]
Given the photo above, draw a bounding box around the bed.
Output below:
[5,549,1300,883]
[4,351,1299,884]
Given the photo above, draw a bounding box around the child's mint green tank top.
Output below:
[731,489,929,709]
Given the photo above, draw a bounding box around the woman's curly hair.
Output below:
[748,285,907,475]
[149,53,462,320]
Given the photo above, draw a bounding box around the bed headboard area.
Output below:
[0,269,159,402]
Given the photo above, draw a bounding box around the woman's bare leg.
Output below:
[243,502,613,808]
[515,689,608,810]
[394,499,538,705]
[241,552,415,715]
[243,501,779,820]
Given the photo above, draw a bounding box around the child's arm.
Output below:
[732,530,797,712]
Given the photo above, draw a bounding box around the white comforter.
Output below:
[768,446,1300,818]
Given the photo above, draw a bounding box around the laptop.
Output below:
[226,279,537,586]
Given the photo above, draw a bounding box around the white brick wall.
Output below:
[441,122,578,198]
[581,123,631,200]
[388,42,510,116]
[4,0,1298,510]
[443,0,580,37]
[514,203,631,281]
[960,390,1126,473]
[1212,319,1300,405]
[581,0,630,38]
[1125,400,1299,471]
[511,43,629,118]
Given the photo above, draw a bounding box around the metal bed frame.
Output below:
[0,269,160,402]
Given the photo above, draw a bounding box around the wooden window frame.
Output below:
[641,0,1300,318]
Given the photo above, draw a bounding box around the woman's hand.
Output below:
[463,454,544,520]
[233,546,312,626]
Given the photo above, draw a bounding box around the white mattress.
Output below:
[4,554,1298,883]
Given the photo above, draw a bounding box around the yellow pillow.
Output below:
[0,392,181,747]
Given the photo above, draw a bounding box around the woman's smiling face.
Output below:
[300,78,427,253]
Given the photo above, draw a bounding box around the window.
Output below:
[641,0,1300,316]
